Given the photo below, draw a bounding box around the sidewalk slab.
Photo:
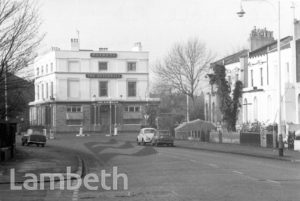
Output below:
[0,136,79,184]
[175,140,300,162]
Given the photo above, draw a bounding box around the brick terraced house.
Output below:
[29,39,159,133]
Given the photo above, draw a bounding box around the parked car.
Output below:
[151,130,174,147]
[21,130,46,147]
[137,128,157,145]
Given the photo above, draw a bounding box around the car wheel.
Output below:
[41,144,45,147]
[137,139,140,145]
[170,143,174,147]
[22,142,25,146]
[36,144,39,147]
[142,139,146,146]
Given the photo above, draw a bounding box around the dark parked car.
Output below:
[151,130,174,147]
[22,133,46,147]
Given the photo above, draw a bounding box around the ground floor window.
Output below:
[66,119,82,126]
[124,105,140,112]
[67,105,82,112]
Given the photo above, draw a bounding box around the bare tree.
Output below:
[0,0,43,79]
[0,0,43,119]
[155,38,214,103]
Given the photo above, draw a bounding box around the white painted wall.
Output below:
[243,47,296,124]
[32,49,150,102]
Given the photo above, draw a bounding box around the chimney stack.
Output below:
[132,42,142,51]
[294,19,300,41]
[99,47,108,51]
[71,38,80,51]
[249,27,275,51]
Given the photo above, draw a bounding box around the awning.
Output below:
[66,113,83,120]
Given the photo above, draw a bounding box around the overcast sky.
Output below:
[38,0,300,65]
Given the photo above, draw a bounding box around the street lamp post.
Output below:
[109,97,112,136]
[237,0,284,156]
[186,94,190,122]
[4,63,8,122]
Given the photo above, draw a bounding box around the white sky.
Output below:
[38,0,300,70]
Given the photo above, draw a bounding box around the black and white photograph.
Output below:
[0,0,300,200]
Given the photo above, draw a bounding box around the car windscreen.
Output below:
[159,131,170,136]
[144,129,156,134]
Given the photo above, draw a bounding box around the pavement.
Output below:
[0,135,80,184]
[174,139,300,162]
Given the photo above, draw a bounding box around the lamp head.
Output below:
[237,6,245,17]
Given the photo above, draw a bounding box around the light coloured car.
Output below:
[137,128,157,145]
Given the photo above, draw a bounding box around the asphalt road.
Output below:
[1,133,300,201]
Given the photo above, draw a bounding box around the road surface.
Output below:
[0,133,299,201]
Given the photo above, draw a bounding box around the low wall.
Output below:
[210,131,240,144]
[240,132,260,146]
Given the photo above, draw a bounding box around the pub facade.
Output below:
[28,40,159,133]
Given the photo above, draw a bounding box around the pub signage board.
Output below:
[90,53,118,58]
[86,73,122,79]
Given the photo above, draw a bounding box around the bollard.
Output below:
[278,134,284,156]
[49,129,54,139]
[114,127,118,136]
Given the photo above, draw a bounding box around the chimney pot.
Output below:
[70,38,80,51]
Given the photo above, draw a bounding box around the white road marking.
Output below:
[266,179,280,185]
[208,163,219,168]
[171,190,179,196]
[231,170,258,181]
[232,170,243,175]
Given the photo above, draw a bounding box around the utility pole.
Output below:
[4,63,8,121]
[186,94,190,122]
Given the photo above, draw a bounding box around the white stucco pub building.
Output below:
[29,39,159,133]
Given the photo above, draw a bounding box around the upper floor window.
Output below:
[235,73,239,82]
[41,66,44,74]
[67,105,82,112]
[99,81,108,97]
[251,70,254,87]
[37,85,39,100]
[260,68,263,86]
[98,62,108,71]
[41,83,44,99]
[50,63,53,72]
[127,62,136,71]
[50,82,53,98]
[127,81,136,97]
[286,62,290,83]
[228,75,232,86]
[36,68,39,76]
[67,79,80,98]
[46,83,49,98]
[68,61,80,72]
[46,64,48,74]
